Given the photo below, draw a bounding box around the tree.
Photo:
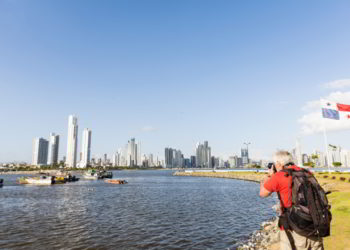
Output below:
[332,162,342,167]
[304,162,315,168]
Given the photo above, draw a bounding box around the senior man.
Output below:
[259,150,324,250]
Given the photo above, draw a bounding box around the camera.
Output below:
[267,162,277,173]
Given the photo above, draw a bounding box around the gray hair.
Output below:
[274,150,293,166]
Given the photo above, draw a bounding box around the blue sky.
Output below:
[1,0,350,162]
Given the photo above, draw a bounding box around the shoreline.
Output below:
[174,170,350,250]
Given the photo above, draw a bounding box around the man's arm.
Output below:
[259,176,272,197]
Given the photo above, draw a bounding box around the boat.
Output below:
[0,179,3,187]
[18,176,54,185]
[55,170,79,182]
[99,170,113,179]
[53,176,66,184]
[105,179,128,184]
[84,170,99,180]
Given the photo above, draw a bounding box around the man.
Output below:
[259,150,324,250]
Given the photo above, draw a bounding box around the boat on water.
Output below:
[84,170,99,180]
[84,170,113,180]
[105,179,128,184]
[100,170,113,179]
[55,170,79,182]
[18,176,54,185]
[0,179,3,187]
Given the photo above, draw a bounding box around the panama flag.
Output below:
[321,99,350,120]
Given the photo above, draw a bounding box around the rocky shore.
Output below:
[237,217,279,250]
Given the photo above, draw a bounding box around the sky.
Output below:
[1,0,350,163]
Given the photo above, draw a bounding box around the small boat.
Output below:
[55,171,79,182]
[99,170,113,179]
[105,179,128,184]
[84,170,99,180]
[19,176,53,185]
[53,176,66,184]
[0,179,3,188]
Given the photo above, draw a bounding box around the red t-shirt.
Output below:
[264,165,302,208]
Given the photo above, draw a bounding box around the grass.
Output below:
[176,171,350,250]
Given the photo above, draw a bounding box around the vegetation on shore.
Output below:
[174,171,350,250]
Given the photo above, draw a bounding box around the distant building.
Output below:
[190,155,196,168]
[66,115,78,167]
[47,133,59,165]
[241,148,249,165]
[165,147,174,168]
[80,128,92,168]
[196,141,211,168]
[32,138,49,166]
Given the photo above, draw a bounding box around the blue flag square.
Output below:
[322,108,340,120]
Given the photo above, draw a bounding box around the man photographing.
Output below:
[259,150,325,250]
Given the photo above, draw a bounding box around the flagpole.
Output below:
[321,98,331,173]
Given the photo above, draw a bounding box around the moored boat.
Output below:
[0,179,3,187]
[84,170,99,180]
[105,179,128,184]
[18,176,54,185]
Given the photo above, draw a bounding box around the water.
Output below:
[0,170,276,249]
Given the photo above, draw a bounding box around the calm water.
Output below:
[0,170,276,249]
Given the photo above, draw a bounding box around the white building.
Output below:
[126,138,141,166]
[66,115,78,168]
[32,138,49,166]
[47,133,59,165]
[80,128,92,168]
[196,141,211,168]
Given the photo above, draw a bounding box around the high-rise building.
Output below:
[195,141,211,168]
[165,147,174,168]
[47,133,59,165]
[66,115,78,168]
[241,148,249,165]
[80,128,92,168]
[32,138,49,166]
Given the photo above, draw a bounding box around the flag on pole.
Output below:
[321,100,350,120]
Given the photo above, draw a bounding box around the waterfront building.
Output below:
[80,128,92,168]
[165,147,174,168]
[66,115,78,168]
[148,154,154,167]
[190,155,196,168]
[32,138,49,166]
[137,141,141,166]
[195,141,211,168]
[241,148,249,165]
[47,133,59,165]
[228,156,236,168]
[127,138,138,166]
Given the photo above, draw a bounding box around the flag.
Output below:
[321,100,350,120]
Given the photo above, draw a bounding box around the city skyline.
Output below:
[1,1,350,162]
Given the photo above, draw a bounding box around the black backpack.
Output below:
[278,167,332,239]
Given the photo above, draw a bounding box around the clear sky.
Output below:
[1,0,350,163]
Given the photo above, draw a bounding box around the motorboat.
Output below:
[105,179,128,184]
[84,170,99,180]
[18,176,53,185]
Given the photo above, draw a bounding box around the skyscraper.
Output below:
[66,115,78,168]
[32,138,49,166]
[80,128,92,168]
[195,141,211,168]
[241,148,249,165]
[47,133,59,165]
